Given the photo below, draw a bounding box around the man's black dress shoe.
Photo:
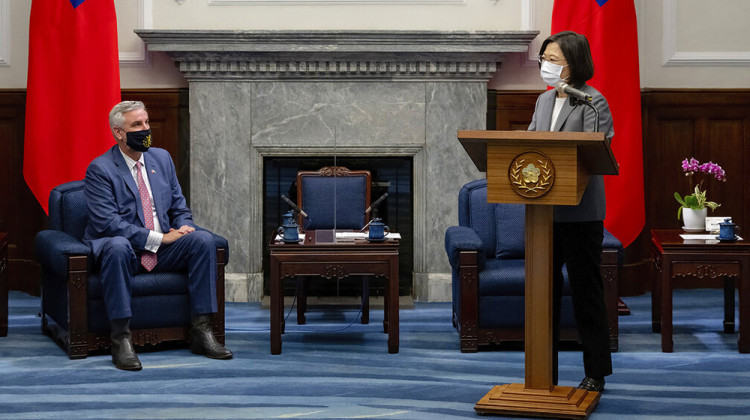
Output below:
[578,377,605,392]
[190,316,233,360]
[111,337,142,371]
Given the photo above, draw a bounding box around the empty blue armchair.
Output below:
[445,179,622,352]
[34,180,229,359]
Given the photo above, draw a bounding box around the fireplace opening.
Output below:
[263,156,413,299]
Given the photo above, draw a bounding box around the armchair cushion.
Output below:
[495,204,525,259]
[87,272,191,333]
[478,259,570,296]
[478,259,525,296]
[87,272,189,299]
[48,180,88,239]
[458,179,497,259]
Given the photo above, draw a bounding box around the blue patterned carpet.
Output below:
[1,289,749,419]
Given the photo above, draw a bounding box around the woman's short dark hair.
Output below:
[538,31,595,87]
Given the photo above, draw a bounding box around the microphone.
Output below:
[280,194,308,218]
[557,82,593,102]
[365,192,388,214]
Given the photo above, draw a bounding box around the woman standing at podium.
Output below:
[528,31,614,393]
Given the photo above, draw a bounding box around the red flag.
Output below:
[552,0,644,248]
[24,0,121,214]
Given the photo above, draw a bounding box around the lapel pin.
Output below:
[151,169,156,173]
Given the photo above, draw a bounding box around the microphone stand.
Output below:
[360,202,384,232]
[570,96,599,132]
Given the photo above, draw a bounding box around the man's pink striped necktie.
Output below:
[135,162,157,271]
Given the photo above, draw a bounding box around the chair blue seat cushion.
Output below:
[87,272,189,299]
[478,259,526,296]
[479,259,571,296]
[85,270,195,333]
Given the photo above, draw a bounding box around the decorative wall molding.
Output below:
[662,0,750,66]
[119,0,153,66]
[0,0,10,67]
[521,0,539,65]
[254,145,423,157]
[176,60,499,81]
[136,30,538,81]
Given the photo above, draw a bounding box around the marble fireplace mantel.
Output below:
[137,30,538,302]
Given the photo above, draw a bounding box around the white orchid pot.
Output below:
[682,207,708,231]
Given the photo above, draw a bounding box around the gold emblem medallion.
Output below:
[508,151,555,198]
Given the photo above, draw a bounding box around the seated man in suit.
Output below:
[83,100,232,371]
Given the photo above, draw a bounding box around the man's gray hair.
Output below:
[109,101,146,130]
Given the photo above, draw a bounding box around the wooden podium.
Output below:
[457,130,618,419]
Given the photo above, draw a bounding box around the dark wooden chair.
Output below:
[295,166,371,324]
[34,180,228,359]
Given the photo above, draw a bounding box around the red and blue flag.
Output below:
[552,0,644,247]
[24,0,121,213]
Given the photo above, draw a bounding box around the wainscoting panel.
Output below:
[0,90,44,295]
[642,90,749,236]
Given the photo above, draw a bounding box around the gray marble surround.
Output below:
[137,30,538,302]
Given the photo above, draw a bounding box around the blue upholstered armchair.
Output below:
[444,179,622,352]
[34,180,229,359]
[295,166,371,323]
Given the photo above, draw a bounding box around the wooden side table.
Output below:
[651,229,750,353]
[1,232,8,337]
[269,231,400,354]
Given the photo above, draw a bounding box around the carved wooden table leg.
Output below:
[270,255,282,355]
[387,254,399,354]
[361,277,370,325]
[724,277,735,334]
[651,241,662,334]
[660,255,674,353]
[739,258,750,353]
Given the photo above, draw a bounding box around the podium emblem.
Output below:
[509,151,555,198]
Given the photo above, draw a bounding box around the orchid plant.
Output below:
[674,158,726,220]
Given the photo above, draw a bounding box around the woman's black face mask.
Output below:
[124,129,152,152]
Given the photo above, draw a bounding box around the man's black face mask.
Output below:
[125,129,152,152]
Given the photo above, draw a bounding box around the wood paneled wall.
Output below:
[641,89,750,236]
[489,89,750,295]
[0,89,188,294]
[0,91,44,295]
